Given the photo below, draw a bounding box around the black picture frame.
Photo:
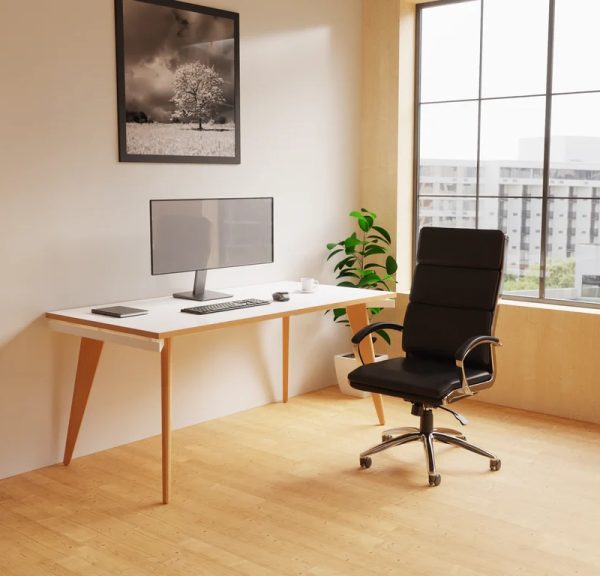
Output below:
[114,0,240,164]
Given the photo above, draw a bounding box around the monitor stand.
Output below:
[173,270,232,302]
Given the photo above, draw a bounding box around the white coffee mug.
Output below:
[300,277,319,293]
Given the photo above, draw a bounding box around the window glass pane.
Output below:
[549,182,600,200]
[545,199,600,303]
[418,102,478,201]
[480,197,542,298]
[479,97,546,197]
[418,197,476,230]
[419,101,478,161]
[419,162,477,197]
[481,0,549,98]
[419,1,480,102]
[553,0,600,93]
[550,93,600,201]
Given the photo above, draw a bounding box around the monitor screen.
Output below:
[150,198,273,301]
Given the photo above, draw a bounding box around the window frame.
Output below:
[413,0,600,309]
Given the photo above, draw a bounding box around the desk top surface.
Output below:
[46,281,396,340]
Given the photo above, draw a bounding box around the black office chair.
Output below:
[348,227,505,486]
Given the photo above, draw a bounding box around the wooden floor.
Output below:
[1,387,599,576]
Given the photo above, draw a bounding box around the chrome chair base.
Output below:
[382,426,466,441]
[359,408,500,486]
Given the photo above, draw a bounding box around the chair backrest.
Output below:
[402,227,506,370]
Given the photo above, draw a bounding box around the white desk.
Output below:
[47,281,396,503]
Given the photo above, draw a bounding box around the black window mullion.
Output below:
[539,0,556,300]
[474,0,485,228]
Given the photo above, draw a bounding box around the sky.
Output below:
[122,0,235,123]
[419,0,600,162]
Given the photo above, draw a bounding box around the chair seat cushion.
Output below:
[348,356,491,404]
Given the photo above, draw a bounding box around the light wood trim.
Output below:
[161,338,172,504]
[346,303,385,425]
[46,312,162,339]
[361,0,417,290]
[282,316,290,403]
[63,337,104,465]
[47,319,164,352]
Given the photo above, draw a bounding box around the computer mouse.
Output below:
[272,291,290,301]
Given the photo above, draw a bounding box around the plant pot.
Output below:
[334,353,388,398]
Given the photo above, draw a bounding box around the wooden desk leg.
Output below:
[282,316,290,403]
[161,338,172,505]
[346,303,386,426]
[63,337,104,465]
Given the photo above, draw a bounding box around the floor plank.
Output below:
[1,387,599,576]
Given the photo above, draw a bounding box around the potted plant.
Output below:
[326,209,397,397]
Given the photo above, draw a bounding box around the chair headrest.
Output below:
[417,227,505,270]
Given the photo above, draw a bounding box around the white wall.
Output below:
[0,0,362,479]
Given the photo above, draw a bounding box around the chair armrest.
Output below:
[455,335,500,362]
[454,335,501,397]
[351,322,404,345]
[351,322,403,366]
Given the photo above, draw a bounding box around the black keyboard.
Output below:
[181,298,271,315]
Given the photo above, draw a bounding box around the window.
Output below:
[416,0,600,305]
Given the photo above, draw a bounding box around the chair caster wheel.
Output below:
[360,456,372,469]
[382,434,393,442]
[428,474,441,486]
[490,459,501,471]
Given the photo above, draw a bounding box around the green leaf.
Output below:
[361,208,376,219]
[334,256,356,272]
[338,281,356,288]
[375,329,391,346]
[373,276,390,288]
[364,262,386,270]
[358,273,380,287]
[367,234,390,245]
[368,307,383,315]
[326,242,340,250]
[326,248,343,261]
[372,225,391,243]
[385,255,398,275]
[364,245,386,256]
[356,214,373,232]
[359,271,383,283]
[332,308,347,321]
[344,236,362,248]
[349,211,363,219]
[357,216,370,232]
[336,271,359,280]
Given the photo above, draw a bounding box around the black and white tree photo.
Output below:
[171,62,226,130]
[115,0,240,163]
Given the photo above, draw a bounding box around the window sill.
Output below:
[394,290,600,315]
[499,298,600,315]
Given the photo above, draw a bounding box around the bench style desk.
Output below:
[46,281,396,503]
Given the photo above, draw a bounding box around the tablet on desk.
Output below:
[91,306,148,318]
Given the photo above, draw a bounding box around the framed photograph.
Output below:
[114,0,240,164]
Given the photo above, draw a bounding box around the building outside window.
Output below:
[415,0,600,305]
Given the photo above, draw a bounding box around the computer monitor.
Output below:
[150,197,273,301]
